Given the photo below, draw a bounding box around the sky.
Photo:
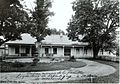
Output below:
[24,0,75,32]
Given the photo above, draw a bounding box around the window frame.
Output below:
[26,47,30,54]
[64,48,71,56]
[45,48,49,54]
[15,46,19,54]
[53,48,57,54]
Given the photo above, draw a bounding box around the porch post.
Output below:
[72,46,75,56]
[63,46,64,57]
[83,46,84,57]
[41,45,42,57]
[50,46,52,56]
[4,44,6,57]
[50,46,53,54]
[8,45,9,56]
[19,45,21,57]
[30,45,32,57]
[40,45,41,57]
[74,46,75,56]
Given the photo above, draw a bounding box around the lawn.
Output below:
[0,58,119,83]
[0,61,86,72]
[57,59,119,83]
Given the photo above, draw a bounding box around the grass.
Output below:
[89,59,119,83]
[0,58,119,83]
[0,61,86,72]
[57,59,119,83]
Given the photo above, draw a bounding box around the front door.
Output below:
[64,48,71,56]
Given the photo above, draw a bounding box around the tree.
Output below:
[49,28,65,35]
[116,44,119,56]
[27,0,53,42]
[67,0,119,58]
[0,0,28,46]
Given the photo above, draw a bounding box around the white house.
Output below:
[5,33,37,57]
[3,32,118,58]
[36,34,93,58]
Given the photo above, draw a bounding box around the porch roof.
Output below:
[6,33,37,45]
[39,35,88,46]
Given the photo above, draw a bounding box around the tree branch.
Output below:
[106,18,111,29]
[94,0,101,10]
[0,38,11,46]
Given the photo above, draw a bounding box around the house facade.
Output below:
[3,32,118,58]
[5,33,37,57]
[36,35,93,58]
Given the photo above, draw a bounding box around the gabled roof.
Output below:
[5,34,88,46]
[41,34,88,46]
[6,33,37,45]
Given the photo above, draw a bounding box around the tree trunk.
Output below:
[93,44,100,59]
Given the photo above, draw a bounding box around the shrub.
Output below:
[12,61,25,67]
[68,56,76,62]
[31,57,39,66]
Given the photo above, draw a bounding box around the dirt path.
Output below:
[0,59,116,83]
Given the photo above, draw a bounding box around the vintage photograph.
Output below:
[0,0,119,83]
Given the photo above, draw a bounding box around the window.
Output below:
[76,48,79,52]
[45,48,49,54]
[53,48,57,54]
[26,47,30,54]
[15,46,19,54]
[64,48,71,56]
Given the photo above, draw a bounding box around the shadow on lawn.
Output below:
[0,60,86,72]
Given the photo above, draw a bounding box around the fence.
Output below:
[98,55,119,62]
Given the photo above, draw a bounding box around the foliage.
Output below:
[68,56,76,62]
[32,57,39,66]
[12,61,25,67]
[0,0,29,46]
[116,45,119,56]
[49,28,65,35]
[67,0,119,58]
[27,0,54,42]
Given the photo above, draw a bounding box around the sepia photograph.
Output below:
[0,0,119,83]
